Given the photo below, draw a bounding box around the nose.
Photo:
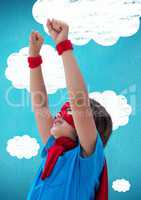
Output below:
[53,112,64,124]
[57,112,62,118]
[54,112,62,120]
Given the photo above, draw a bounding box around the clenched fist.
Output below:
[29,31,44,57]
[46,18,69,45]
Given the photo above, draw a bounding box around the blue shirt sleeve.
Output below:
[40,135,55,158]
[78,132,105,189]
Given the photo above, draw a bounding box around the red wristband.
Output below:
[28,55,42,69]
[56,39,73,55]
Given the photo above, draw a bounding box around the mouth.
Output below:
[54,122,61,125]
[53,118,63,125]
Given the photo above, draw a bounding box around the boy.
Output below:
[27,18,112,200]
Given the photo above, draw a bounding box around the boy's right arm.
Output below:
[29,31,54,144]
[33,106,54,144]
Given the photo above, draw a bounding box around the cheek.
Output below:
[66,126,74,134]
[62,123,68,130]
[53,123,66,131]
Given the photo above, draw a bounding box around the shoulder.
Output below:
[77,133,105,185]
[40,134,55,158]
[78,132,105,170]
[79,130,104,158]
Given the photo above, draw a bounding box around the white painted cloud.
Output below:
[112,179,131,192]
[32,0,141,46]
[89,90,132,130]
[5,45,66,94]
[6,135,40,159]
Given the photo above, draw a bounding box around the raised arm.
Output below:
[29,31,54,144]
[47,19,97,156]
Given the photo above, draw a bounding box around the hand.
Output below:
[29,31,44,57]
[46,18,69,45]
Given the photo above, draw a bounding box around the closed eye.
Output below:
[67,108,72,114]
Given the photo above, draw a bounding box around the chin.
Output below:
[50,126,61,138]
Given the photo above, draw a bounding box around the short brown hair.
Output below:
[89,98,113,146]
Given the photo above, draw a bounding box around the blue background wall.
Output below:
[1,0,141,199]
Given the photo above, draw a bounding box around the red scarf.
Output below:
[41,101,109,200]
[41,136,77,179]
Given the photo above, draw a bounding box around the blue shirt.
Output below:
[27,131,105,200]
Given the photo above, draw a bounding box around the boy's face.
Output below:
[50,108,77,141]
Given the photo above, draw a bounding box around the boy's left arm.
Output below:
[47,18,97,156]
[61,50,97,157]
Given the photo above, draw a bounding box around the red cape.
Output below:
[95,160,108,200]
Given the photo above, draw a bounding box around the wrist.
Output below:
[29,54,40,57]
[29,48,40,57]
[55,38,68,46]
[61,49,73,57]
[29,52,40,57]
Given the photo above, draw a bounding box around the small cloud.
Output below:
[32,0,141,46]
[5,45,66,94]
[6,135,40,159]
[89,90,132,130]
[112,179,131,192]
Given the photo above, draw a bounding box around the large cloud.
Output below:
[32,0,141,46]
[112,179,131,192]
[6,135,40,159]
[89,90,132,130]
